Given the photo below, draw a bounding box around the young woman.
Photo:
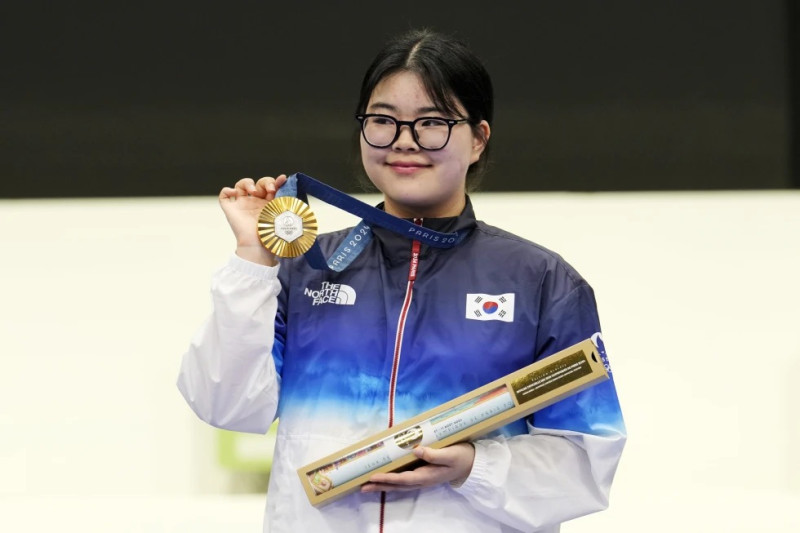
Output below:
[178,29,626,533]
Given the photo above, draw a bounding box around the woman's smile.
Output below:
[386,159,432,175]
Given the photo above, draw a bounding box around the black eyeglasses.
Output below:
[355,114,469,151]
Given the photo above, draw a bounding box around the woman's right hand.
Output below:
[219,174,289,266]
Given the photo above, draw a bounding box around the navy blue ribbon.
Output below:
[276,173,468,271]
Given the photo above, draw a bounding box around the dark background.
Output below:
[1,0,796,198]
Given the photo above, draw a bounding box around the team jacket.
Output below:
[178,198,626,533]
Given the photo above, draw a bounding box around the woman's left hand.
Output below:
[360,443,475,493]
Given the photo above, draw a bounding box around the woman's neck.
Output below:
[383,195,466,219]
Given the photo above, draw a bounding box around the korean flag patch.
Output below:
[466,293,515,322]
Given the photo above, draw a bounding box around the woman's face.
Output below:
[360,71,490,219]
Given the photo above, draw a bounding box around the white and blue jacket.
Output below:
[178,197,626,533]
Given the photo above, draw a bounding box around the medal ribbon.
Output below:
[276,173,468,271]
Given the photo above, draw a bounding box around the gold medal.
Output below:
[257,196,318,258]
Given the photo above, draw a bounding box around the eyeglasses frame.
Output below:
[355,113,470,151]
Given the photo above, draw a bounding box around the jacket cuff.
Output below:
[452,439,496,496]
[227,254,280,280]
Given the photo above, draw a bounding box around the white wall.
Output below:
[1,191,799,530]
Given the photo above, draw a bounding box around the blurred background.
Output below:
[1,1,799,532]
[0,0,796,197]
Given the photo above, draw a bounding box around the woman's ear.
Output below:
[470,120,491,163]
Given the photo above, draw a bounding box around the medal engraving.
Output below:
[257,196,318,257]
[274,211,303,243]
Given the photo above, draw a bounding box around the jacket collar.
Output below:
[371,196,478,265]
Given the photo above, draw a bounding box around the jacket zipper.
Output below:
[380,220,423,532]
[388,236,421,427]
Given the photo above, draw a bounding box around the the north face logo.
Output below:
[304,282,357,306]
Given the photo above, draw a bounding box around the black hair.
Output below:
[355,29,494,190]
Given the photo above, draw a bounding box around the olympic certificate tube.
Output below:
[306,385,515,494]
